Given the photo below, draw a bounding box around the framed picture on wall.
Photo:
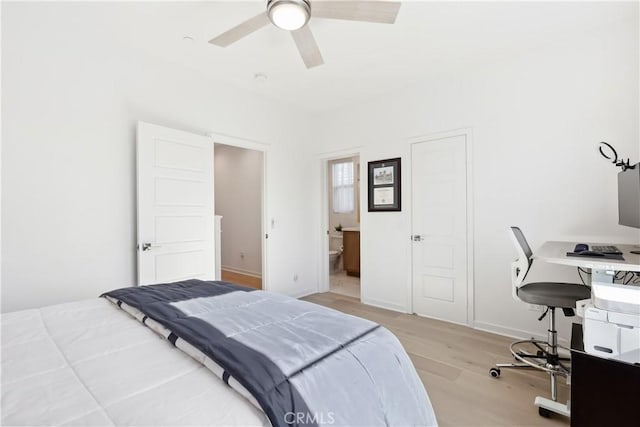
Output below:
[368,157,401,212]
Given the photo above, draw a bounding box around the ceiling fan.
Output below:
[209,0,402,69]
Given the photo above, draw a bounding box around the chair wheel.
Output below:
[538,407,552,418]
[489,368,500,378]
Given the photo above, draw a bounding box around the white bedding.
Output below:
[1,298,269,426]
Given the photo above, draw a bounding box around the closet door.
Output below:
[411,134,468,325]
[136,121,215,285]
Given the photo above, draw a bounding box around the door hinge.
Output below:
[265,234,269,239]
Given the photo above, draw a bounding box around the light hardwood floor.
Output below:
[221,269,262,289]
[302,292,570,427]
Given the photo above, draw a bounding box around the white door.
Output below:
[137,121,215,285]
[411,134,468,324]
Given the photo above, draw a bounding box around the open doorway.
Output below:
[214,143,264,289]
[327,155,361,299]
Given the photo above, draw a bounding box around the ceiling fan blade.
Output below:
[312,1,401,24]
[209,12,270,47]
[291,26,324,69]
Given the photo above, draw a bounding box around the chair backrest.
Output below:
[509,226,533,291]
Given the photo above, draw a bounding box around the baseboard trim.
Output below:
[291,288,318,299]
[474,321,570,347]
[312,291,570,346]
[221,266,262,279]
[413,312,474,328]
[354,300,570,346]
[361,296,409,314]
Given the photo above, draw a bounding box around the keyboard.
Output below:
[591,245,623,255]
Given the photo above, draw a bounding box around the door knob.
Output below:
[140,243,162,251]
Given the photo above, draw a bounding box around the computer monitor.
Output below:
[618,164,640,228]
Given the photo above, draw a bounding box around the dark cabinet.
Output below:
[570,323,640,427]
[343,230,360,277]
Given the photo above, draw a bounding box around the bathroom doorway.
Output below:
[326,155,361,299]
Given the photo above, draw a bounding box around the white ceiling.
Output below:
[22,1,638,112]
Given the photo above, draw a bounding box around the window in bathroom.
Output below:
[332,160,354,213]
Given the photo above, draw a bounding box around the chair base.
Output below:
[500,339,570,376]
[490,307,572,418]
[490,340,571,418]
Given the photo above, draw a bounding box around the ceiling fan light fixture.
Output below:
[267,0,311,31]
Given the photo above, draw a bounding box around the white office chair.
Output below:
[489,227,591,418]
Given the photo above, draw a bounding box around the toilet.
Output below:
[329,233,344,273]
[329,248,342,273]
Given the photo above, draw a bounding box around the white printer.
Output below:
[583,282,640,363]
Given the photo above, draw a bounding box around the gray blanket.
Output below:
[102,280,436,426]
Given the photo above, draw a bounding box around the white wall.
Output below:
[1,2,318,312]
[2,2,638,347]
[214,144,263,277]
[312,19,639,340]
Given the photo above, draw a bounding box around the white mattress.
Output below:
[1,298,269,426]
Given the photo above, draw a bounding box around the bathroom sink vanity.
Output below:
[342,228,360,277]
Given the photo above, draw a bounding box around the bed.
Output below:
[2,280,437,426]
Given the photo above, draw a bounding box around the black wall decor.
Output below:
[368,157,401,212]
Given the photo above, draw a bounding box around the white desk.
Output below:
[533,240,640,423]
[535,241,640,315]
[535,240,639,340]
[529,241,640,417]
[535,241,640,273]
